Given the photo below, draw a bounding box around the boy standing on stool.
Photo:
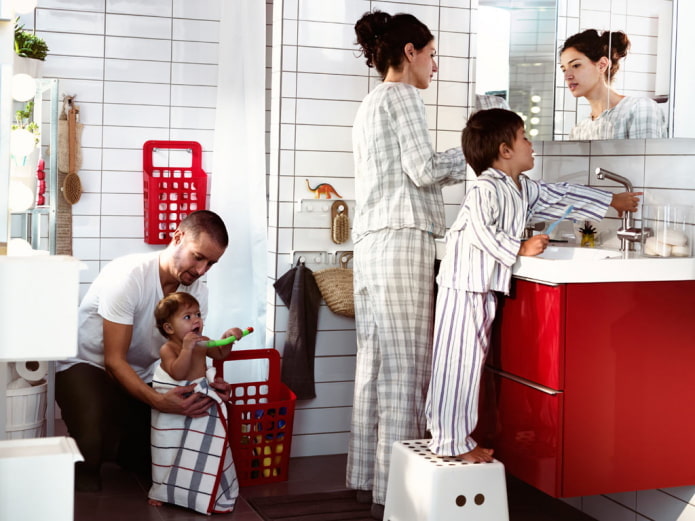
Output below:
[425,108,641,461]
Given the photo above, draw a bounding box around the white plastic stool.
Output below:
[383,439,509,521]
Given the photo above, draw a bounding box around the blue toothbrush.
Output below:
[545,205,574,236]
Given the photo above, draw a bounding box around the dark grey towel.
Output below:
[273,260,322,399]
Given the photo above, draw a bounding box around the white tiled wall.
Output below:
[17,0,222,293]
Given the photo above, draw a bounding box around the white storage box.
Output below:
[0,437,83,521]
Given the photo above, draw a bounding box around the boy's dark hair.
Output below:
[155,291,200,338]
[462,108,524,176]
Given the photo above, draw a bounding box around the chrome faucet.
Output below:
[594,168,650,251]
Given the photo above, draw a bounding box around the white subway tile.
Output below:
[101,215,144,237]
[105,36,171,61]
[171,62,218,86]
[104,58,171,82]
[100,238,156,260]
[38,0,105,11]
[298,0,369,25]
[297,20,354,49]
[102,147,142,172]
[313,356,356,383]
[645,155,695,190]
[173,0,220,21]
[439,6,473,33]
[296,99,359,126]
[107,0,172,17]
[36,9,106,34]
[371,1,439,29]
[75,169,102,193]
[296,73,368,102]
[106,14,171,39]
[295,151,353,177]
[170,106,215,130]
[103,103,169,127]
[80,148,104,171]
[72,192,101,215]
[437,105,467,132]
[171,85,217,108]
[102,170,141,193]
[72,237,101,261]
[438,31,470,58]
[172,18,219,43]
[293,407,351,435]
[290,432,349,457]
[43,55,105,81]
[101,193,142,214]
[438,80,470,107]
[102,125,169,149]
[297,47,364,76]
[104,81,170,105]
[437,56,470,83]
[295,124,352,152]
[47,32,104,58]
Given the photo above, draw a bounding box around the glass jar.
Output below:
[641,205,693,257]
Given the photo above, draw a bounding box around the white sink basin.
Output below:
[538,246,622,261]
[513,245,695,283]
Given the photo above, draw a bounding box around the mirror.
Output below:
[476,0,678,140]
[476,0,557,141]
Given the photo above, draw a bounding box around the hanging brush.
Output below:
[331,200,350,244]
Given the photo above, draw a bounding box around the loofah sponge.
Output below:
[331,200,350,244]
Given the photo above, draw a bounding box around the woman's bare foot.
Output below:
[148,498,163,507]
[458,445,494,463]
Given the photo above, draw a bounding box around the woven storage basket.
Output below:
[314,252,354,318]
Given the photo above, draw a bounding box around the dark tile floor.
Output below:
[72,453,597,521]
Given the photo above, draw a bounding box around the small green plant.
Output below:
[14,18,49,61]
[12,100,40,144]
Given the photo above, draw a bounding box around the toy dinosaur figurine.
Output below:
[306,179,342,199]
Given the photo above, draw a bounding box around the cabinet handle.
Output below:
[485,367,563,396]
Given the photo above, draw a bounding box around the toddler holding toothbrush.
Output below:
[425,108,641,462]
[148,291,242,514]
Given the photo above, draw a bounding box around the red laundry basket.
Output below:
[142,140,207,244]
[213,349,296,487]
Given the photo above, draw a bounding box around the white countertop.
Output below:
[512,245,695,284]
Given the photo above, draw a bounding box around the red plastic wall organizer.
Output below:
[142,140,207,245]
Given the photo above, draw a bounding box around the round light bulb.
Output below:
[530,106,541,114]
[10,128,37,158]
[529,128,539,137]
[11,73,36,102]
[531,95,542,103]
[530,117,540,125]
[12,0,38,13]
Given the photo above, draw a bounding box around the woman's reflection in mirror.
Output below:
[560,29,667,140]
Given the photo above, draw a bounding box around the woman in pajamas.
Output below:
[348,10,467,519]
[426,108,641,461]
[560,29,666,140]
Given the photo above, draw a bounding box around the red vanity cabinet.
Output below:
[476,277,695,498]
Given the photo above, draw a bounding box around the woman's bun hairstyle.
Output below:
[354,10,433,78]
[561,28,631,81]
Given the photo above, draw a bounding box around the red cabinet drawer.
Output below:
[475,368,563,497]
[490,279,565,390]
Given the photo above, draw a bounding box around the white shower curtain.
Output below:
[207,0,267,348]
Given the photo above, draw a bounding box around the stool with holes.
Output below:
[383,439,509,521]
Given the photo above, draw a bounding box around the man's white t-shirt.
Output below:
[57,252,208,382]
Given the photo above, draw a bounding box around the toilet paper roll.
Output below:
[15,360,48,383]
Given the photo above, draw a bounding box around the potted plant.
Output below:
[13,18,49,77]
